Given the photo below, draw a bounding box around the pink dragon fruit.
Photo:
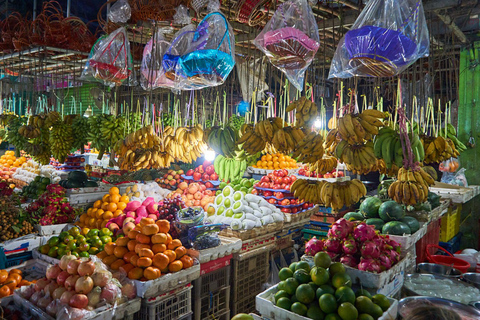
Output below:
[305,237,324,256]
[379,253,393,271]
[360,240,381,259]
[386,249,400,263]
[326,251,340,261]
[328,218,353,239]
[46,184,65,196]
[325,238,342,254]
[353,223,376,242]
[358,258,381,273]
[384,236,402,254]
[340,255,358,267]
[60,203,73,215]
[342,237,358,255]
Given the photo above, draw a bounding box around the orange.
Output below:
[102,194,110,203]
[120,195,129,203]
[144,267,161,280]
[137,257,153,268]
[81,213,88,222]
[156,220,170,233]
[109,194,120,204]
[135,243,150,254]
[104,242,117,255]
[127,267,143,280]
[107,203,117,212]
[113,210,123,217]
[128,230,141,240]
[0,285,10,298]
[174,246,187,259]
[165,233,173,245]
[95,209,105,219]
[127,240,138,251]
[110,259,126,270]
[142,224,159,236]
[93,200,102,209]
[97,251,108,260]
[102,255,118,266]
[138,248,154,259]
[163,250,176,263]
[168,260,183,273]
[88,217,96,227]
[140,218,155,226]
[119,263,135,275]
[167,239,182,250]
[136,234,151,244]
[103,211,113,221]
[101,202,110,211]
[113,246,129,258]
[265,154,273,161]
[109,187,120,195]
[130,254,140,267]
[101,220,108,228]
[9,273,21,284]
[0,270,8,283]
[152,233,167,244]
[152,243,167,254]
[8,269,22,276]
[152,253,170,270]
[18,280,30,287]
[261,155,267,161]
[261,160,268,168]
[123,251,136,264]
[180,255,194,269]
[256,160,262,167]
[96,220,103,229]
[116,237,129,247]
[117,202,127,211]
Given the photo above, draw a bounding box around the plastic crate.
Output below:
[302,228,327,241]
[231,247,271,315]
[134,285,192,320]
[0,251,32,269]
[195,264,231,297]
[415,219,441,264]
[439,232,463,254]
[194,286,230,320]
[440,204,462,242]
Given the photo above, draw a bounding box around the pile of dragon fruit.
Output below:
[305,218,402,273]
[26,184,78,226]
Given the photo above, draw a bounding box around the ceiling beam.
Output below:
[435,11,469,43]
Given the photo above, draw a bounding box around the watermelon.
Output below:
[68,171,88,183]
[378,201,405,222]
[382,221,411,235]
[401,216,420,233]
[359,197,382,219]
[365,218,385,231]
[84,181,99,188]
[343,212,364,221]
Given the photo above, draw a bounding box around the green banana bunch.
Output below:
[373,127,424,168]
[162,113,174,126]
[49,120,74,162]
[27,127,52,165]
[72,116,90,153]
[207,126,239,158]
[5,116,28,154]
[213,154,247,182]
[439,124,467,152]
[228,114,245,131]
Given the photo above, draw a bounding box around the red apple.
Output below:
[193,172,202,181]
[260,182,270,188]
[280,183,286,189]
[290,199,297,205]
[304,171,311,177]
[186,169,194,176]
[336,171,344,177]
[205,182,214,188]
[311,172,317,178]
[317,174,324,178]
[324,173,333,178]
[281,208,292,213]
[268,199,277,204]
[203,160,212,167]
[282,176,291,184]
[272,184,281,189]
[251,189,258,195]
[264,191,273,197]
[260,176,270,183]
[291,208,298,213]
[202,173,210,181]
[274,177,283,185]
[274,192,284,199]
[284,184,291,191]
[298,168,305,176]
[169,180,176,186]
[281,199,290,206]
[282,169,288,177]
[197,165,204,174]
[205,165,215,175]
[267,173,275,180]
[302,203,309,209]
[211,173,219,180]
[290,175,297,182]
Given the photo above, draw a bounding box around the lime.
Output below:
[372,294,390,311]
[48,246,58,258]
[88,247,99,255]
[311,267,330,286]
[274,290,290,303]
[335,286,356,304]
[332,273,352,289]
[59,231,69,241]
[69,227,81,237]
[284,278,299,295]
[355,289,372,299]
[291,302,308,316]
[325,314,342,320]
[100,236,112,244]
[87,229,99,238]
[328,262,346,277]
[63,235,74,244]
[40,245,50,254]
[296,284,315,304]
[100,228,112,237]
[289,262,297,273]
[278,281,286,292]
[319,293,337,314]
[338,302,358,320]
[71,251,80,258]
[67,241,77,251]
[314,252,332,269]
[291,295,299,303]
[76,235,87,243]
[309,282,319,292]
[78,242,90,252]
[47,237,60,247]
[276,297,292,310]
[355,296,374,314]
[79,251,90,258]
[93,239,103,248]
[294,269,311,284]
[295,261,311,273]
[57,247,66,257]
[307,302,325,320]
[316,285,335,300]
[58,243,67,249]
[358,314,374,320]
[369,304,384,318]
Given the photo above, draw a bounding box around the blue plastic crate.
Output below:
[439,232,463,254]
[0,251,33,269]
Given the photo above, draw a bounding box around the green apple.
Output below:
[224,198,232,208]
[215,195,224,206]
[217,206,225,215]
[225,209,234,217]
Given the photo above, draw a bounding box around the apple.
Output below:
[317,174,324,178]
[311,172,317,178]
[274,192,284,199]
[205,165,215,175]
[281,199,290,206]
[336,171,345,177]
[309,203,314,208]
[283,176,291,184]
[302,203,309,209]
[169,180,176,186]
[282,169,288,177]
[210,173,219,180]
[178,170,184,175]
[298,168,305,176]
[186,169,194,176]
[284,184,291,191]
[267,173,275,180]
[167,175,174,180]
[268,199,276,204]
[251,189,258,195]
[193,172,202,181]
[281,208,292,213]
[324,173,333,178]
[290,199,297,205]
[197,165,205,174]
[276,170,286,177]
[260,176,270,183]
[202,173,210,181]
[205,182,214,188]
[264,191,273,197]
[280,183,286,189]
[290,175,297,182]
[291,208,298,213]
[174,174,180,179]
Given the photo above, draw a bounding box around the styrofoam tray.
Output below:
[247,166,300,175]
[134,264,200,298]
[292,174,351,183]
[35,223,74,236]
[386,222,428,251]
[6,259,49,282]
[256,284,398,320]
[0,234,42,256]
[65,183,111,195]
[32,248,60,265]
[188,236,242,264]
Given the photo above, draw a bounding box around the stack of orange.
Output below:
[78,187,129,229]
[0,268,33,298]
[97,218,194,281]
[253,153,298,170]
[0,151,26,169]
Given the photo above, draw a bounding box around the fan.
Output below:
[90,87,114,111]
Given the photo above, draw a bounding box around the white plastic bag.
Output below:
[108,0,131,23]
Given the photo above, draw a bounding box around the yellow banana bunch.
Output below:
[286,96,318,128]
[376,159,400,177]
[18,125,41,139]
[388,166,435,205]
[163,124,207,163]
[290,179,328,204]
[292,132,325,164]
[320,179,367,211]
[334,141,377,175]
[423,135,460,164]
[308,156,338,175]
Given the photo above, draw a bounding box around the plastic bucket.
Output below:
[426,244,470,273]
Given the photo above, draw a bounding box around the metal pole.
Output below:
[66,0,71,17]
[33,0,37,20]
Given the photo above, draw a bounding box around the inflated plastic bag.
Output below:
[329,0,429,78]
[140,30,175,90]
[163,11,235,90]
[254,0,320,91]
[108,0,131,23]
[81,27,134,87]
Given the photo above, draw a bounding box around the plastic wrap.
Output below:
[439,158,459,173]
[173,5,191,25]
[81,27,134,87]
[236,56,269,102]
[140,30,174,90]
[163,11,235,90]
[253,0,320,91]
[329,0,429,78]
[108,0,131,24]
[174,207,205,247]
[188,224,222,250]
[441,168,468,187]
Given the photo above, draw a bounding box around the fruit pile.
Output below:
[169,181,215,211]
[275,253,391,319]
[39,227,114,259]
[0,151,26,168]
[388,166,435,206]
[213,155,246,182]
[21,176,51,199]
[0,268,33,298]
[185,162,219,182]
[217,178,256,196]
[25,184,77,226]
[124,182,170,203]
[78,187,129,230]
[252,153,297,170]
[97,217,194,281]
[0,182,35,241]
[157,195,185,239]
[18,254,136,317]
[306,218,401,273]
[298,167,345,179]
[0,166,16,184]
[156,169,184,190]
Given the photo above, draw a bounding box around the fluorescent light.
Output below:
[205,149,215,161]
[314,118,322,129]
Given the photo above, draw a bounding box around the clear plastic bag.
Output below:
[81,27,134,87]
[108,0,131,24]
[329,0,429,78]
[253,0,320,91]
[439,158,459,173]
[441,168,468,187]
[173,5,191,25]
[188,224,223,250]
[163,11,235,90]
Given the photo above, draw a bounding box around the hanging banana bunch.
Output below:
[163,124,207,163]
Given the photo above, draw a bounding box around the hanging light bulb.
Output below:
[205,149,216,162]
[314,117,322,129]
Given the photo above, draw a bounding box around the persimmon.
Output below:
[127,267,143,280]
[163,250,176,263]
[103,255,118,266]
[138,248,154,259]
[130,254,140,267]
[116,237,129,247]
[174,246,187,259]
[123,251,136,264]
[168,260,183,273]
[9,269,22,276]
[144,267,161,280]
[9,273,21,284]
[152,244,166,254]
[135,243,150,254]
[119,263,135,275]
[165,233,173,245]
[4,277,17,291]
[0,285,11,298]
[151,233,167,244]
[97,251,108,260]
[137,257,153,268]
[128,230,141,240]
[180,255,194,269]
[136,234,151,244]
[0,270,8,283]
[18,280,30,287]
[127,240,138,252]
[113,246,129,258]
[142,224,159,236]
[110,259,126,270]
[152,253,170,270]
[156,220,170,233]
[167,239,182,250]
[104,242,117,255]
[140,218,155,226]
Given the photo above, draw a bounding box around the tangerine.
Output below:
[168,260,183,273]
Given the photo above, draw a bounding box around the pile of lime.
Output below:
[275,252,391,320]
[39,227,114,259]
